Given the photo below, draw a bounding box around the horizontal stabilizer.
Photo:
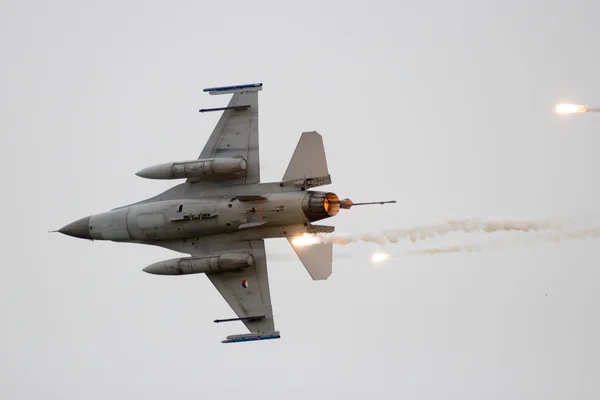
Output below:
[222,331,281,343]
[282,131,330,185]
[287,236,333,280]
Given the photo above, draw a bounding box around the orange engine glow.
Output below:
[301,191,341,221]
[324,192,340,216]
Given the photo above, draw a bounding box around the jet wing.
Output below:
[198,239,276,335]
[190,86,260,185]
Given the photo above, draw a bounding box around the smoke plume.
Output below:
[303,217,561,246]
[394,226,600,258]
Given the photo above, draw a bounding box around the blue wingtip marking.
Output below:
[203,83,263,92]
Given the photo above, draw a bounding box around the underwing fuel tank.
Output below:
[136,158,247,180]
[143,254,254,275]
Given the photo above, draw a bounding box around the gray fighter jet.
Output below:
[58,83,395,343]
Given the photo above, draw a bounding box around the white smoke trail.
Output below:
[394,226,600,258]
[383,218,558,243]
[298,217,562,247]
[404,244,484,256]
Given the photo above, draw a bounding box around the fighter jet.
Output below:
[57,83,395,343]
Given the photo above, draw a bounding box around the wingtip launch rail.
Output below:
[221,331,281,344]
[203,82,263,95]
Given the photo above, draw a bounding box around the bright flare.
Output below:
[291,233,320,247]
[555,103,588,114]
[371,252,390,263]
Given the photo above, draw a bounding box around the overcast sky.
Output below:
[2,0,599,399]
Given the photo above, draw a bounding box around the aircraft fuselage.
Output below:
[59,190,341,243]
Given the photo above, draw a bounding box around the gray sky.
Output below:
[2,0,599,398]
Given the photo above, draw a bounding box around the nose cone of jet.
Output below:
[142,265,161,275]
[58,216,92,240]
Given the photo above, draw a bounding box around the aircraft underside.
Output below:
[57,83,395,343]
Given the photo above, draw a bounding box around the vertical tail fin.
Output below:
[282,131,330,183]
[287,238,333,280]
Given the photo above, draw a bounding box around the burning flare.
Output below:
[371,252,390,263]
[291,233,321,247]
[555,103,588,114]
